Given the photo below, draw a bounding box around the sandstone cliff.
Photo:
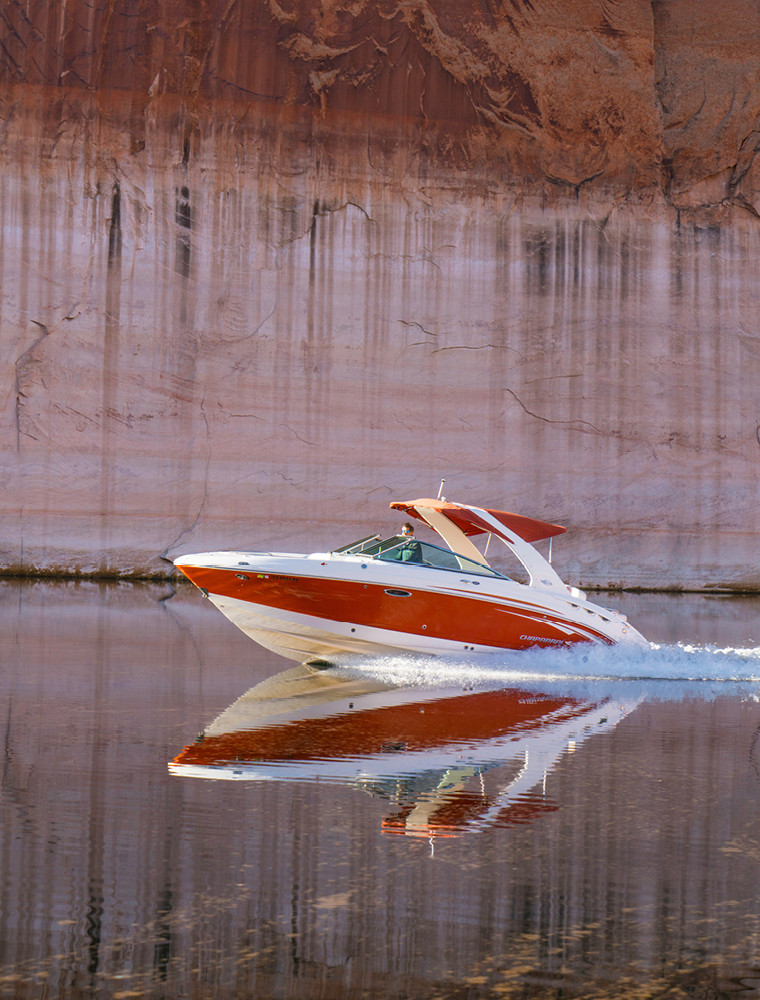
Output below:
[3,1,760,588]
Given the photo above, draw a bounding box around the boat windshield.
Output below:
[364,537,508,579]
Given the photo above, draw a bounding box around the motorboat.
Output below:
[169,663,642,837]
[173,494,647,663]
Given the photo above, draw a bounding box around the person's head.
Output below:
[401,522,414,538]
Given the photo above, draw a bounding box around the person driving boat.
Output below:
[399,523,422,562]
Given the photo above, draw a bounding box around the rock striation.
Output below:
[2,1,760,588]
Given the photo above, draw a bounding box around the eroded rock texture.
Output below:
[2,1,760,588]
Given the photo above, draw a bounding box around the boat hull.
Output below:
[174,552,647,663]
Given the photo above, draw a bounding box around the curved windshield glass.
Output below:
[373,539,508,579]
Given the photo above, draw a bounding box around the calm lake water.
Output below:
[2,579,760,999]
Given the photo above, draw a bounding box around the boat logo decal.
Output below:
[519,635,567,645]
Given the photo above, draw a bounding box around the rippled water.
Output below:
[2,579,760,998]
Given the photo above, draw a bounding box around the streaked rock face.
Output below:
[2,2,760,588]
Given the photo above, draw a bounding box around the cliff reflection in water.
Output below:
[3,579,760,999]
[170,664,639,838]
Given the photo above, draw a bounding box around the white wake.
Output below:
[335,641,760,703]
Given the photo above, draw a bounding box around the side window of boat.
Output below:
[378,540,418,562]
[376,540,507,577]
[383,542,459,570]
[417,543,459,569]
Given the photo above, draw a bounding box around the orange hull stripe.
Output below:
[180,565,611,648]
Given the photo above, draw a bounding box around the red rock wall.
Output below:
[2,1,760,588]
[3,0,759,206]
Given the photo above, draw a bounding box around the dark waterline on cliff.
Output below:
[2,579,760,998]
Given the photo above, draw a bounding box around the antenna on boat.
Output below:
[548,537,553,564]
[437,479,446,500]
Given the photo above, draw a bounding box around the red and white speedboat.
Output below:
[173,495,647,663]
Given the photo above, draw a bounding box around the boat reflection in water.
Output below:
[169,662,640,837]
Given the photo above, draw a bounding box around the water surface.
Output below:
[2,580,760,998]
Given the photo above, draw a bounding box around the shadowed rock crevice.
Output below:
[175,184,192,278]
[106,181,122,324]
